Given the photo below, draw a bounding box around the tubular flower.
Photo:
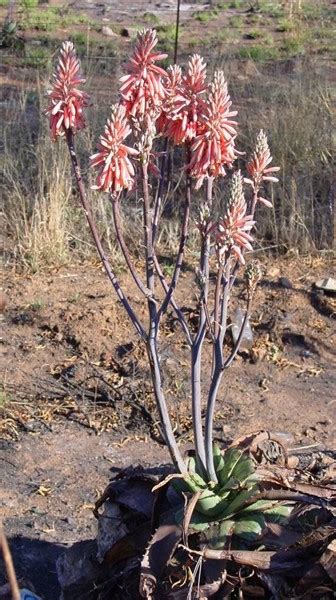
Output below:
[90,104,139,194]
[189,71,238,189]
[246,130,280,206]
[46,41,89,140]
[215,171,254,265]
[119,29,168,122]
[156,64,183,134]
[162,55,208,145]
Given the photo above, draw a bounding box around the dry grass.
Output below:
[2,83,122,270]
[3,131,71,269]
[1,52,335,271]
[224,57,334,252]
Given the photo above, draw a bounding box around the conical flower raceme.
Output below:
[189,71,238,189]
[156,64,183,135]
[161,55,208,145]
[246,130,280,207]
[195,202,213,239]
[90,104,139,194]
[214,171,254,265]
[119,29,167,123]
[46,41,89,140]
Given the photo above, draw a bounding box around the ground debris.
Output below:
[55,432,335,600]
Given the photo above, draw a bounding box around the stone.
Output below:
[315,277,336,294]
[101,26,116,37]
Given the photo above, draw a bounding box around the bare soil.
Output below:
[1,253,335,597]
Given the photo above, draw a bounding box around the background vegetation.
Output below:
[1,0,335,270]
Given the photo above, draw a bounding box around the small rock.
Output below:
[120,27,137,38]
[62,516,76,527]
[268,266,280,278]
[231,307,253,351]
[101,26,116,37]
[20,589,42,600]
[250,346,267,363]
[314,277,336,294]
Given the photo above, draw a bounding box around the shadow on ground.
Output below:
[1,536,64,598]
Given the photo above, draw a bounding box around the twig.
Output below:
[0,525,20,600]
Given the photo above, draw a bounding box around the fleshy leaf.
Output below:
[216,486,259,520]
[204,519,235,549]
[234,514,265,540]
[232,456,255,483]
[264,504,293,523]
[213,444,225,475]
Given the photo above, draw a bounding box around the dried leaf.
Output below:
[320,539,336,582]
[140,523,182,598]
[182,490,202,544]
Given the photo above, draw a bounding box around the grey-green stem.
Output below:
[65,130,146,340]
[141,161,187,474]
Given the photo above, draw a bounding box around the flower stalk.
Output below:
[65,129,145,340]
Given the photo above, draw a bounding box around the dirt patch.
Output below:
[1,253,335,596]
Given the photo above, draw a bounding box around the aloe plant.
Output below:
[173,445,292,547]
[46,25,335,600]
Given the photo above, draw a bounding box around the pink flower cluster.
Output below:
[159,55,207,145]
[90,104,138,194]
[119,29,168,121]
[246,130,280,207]
[46,41,89,140]
[214,171,254,265]
[91,29,169,192]
[46,30,278,222]
[189,71,238,188]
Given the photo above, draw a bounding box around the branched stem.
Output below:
[152,139,169,244]
[153,253,192,345]
[205,260,231,481]
[111,193,152,298]
[224,298,252,369]
[191,177,214,475]
[65,130,146,339]
[141,161,186,473]
[158,161,191,319]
